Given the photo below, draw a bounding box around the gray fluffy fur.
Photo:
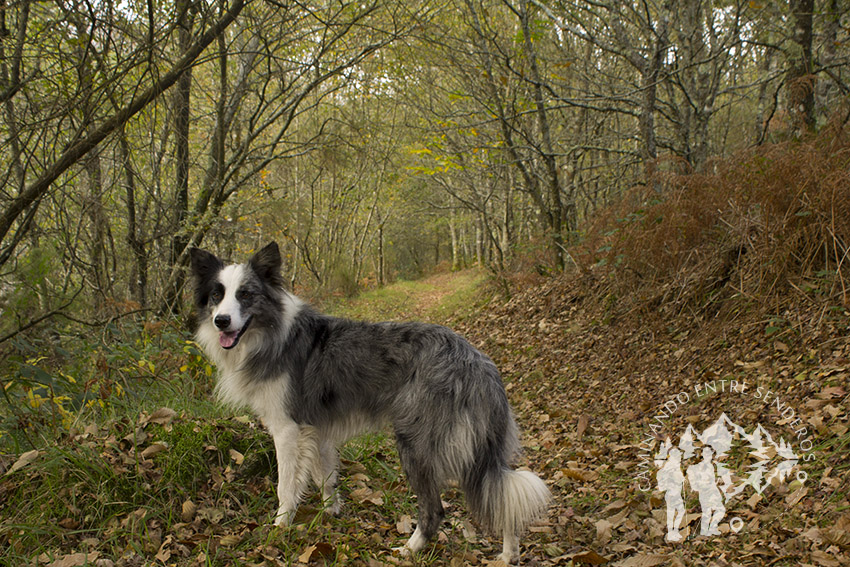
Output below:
[189,242,550,563]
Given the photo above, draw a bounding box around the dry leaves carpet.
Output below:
[455,271,849,567]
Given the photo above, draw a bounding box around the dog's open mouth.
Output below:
[219,316,252,349]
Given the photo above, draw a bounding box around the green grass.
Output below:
[327,279,435,321]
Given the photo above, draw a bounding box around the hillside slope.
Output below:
[456,267,848,566]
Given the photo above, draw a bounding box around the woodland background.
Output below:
[1,0,847,319]
[1,0,850,565]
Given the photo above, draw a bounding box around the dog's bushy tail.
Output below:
[499,469,551,534]
[465,462,551,536]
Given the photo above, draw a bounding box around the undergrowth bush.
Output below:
[0,316,211,453]
[581,122,850,321]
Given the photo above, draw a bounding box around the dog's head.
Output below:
[189,242,286,350]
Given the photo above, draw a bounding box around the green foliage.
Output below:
[0,318,211,452]
[0,247,68,334]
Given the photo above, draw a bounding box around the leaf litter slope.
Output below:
[453,271,850,567]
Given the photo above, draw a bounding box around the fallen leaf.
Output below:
[562,468,599,482]
[141,441,168,459]
[46,552,99,567]
[219,534,242,547]
[350,472,370,484]
[298,542,334,564]
[614,553,668,567]
[803,527,824,543]
[5,449,40,475]
[811,550,841,567]
[146,407,177,425]
[460,519,477,540]
[746,491,762,508]
[570,549,608,564]
[181,499,197,522]
[119,428,146,450]
[350,487,384,506]
[229,448,244,465]
[196,507,224,524]
[528,525,553,533]
[817,386,846,399]
[824,526,850,549]
[298,544,317,564]
[577,415,590,438]
[596,519,613,544]
[786,485,808,507]
[155,535,173,563]
[58,518,79,530]
[601,499,627,514]
[396,514,413,534]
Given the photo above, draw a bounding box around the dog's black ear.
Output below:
[189,248,223,281]
[249,242,284,287]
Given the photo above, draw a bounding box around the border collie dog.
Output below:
[189,242,550,563]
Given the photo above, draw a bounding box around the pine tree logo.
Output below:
[654,413,805,541]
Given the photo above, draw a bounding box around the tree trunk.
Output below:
[519,0,566,269]
[120,129,148,307]
[816,0,839,121]
[165,0,195,315]
[378,220,385,286]
[788,0,815,133]
[449,211,461,271]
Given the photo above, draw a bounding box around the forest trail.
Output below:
[450,271,849,567]
[326,269,488,324]
[394,270,486,321]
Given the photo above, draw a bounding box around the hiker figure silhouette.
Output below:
[686,446,726,536]
[656,447,686,542]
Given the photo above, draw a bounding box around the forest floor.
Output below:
[1,268,848,567]
[452,270,850,567]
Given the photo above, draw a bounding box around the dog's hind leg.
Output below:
[312,439,340,515]
[395,436,445,556]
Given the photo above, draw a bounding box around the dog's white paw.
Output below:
[497,551,518,564]
[391,527,426,558]
[325,500,341,516]
[273,508,294,527]
[322,494,341,515]
[391,545,413,558]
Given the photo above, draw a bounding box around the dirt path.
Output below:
[400,270,484,321]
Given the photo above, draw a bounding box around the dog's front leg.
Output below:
[268,419,303,526]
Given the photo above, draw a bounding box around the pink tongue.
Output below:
[219,331,238,348]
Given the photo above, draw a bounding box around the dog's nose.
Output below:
[214,314,231,330]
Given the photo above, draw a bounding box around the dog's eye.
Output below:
[210,290,223,303]
[237,289,253,302]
